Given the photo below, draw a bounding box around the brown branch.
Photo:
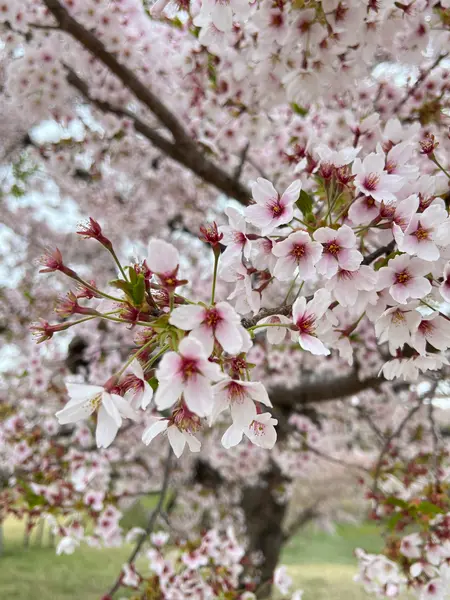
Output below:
[362,240,396,266]
[269,372,384,408]
[305,443,370,474]
[106,446,173,598]
[371,385,438,497]
[241,302,296,329]
[42,0,251,204]
[393,53,449,113]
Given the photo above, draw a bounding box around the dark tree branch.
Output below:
[393,53,449,113]
[269,372,384,408]
[106,446,173,598]
[362,240,396,266]
[304,443,370,474]
[42,0,251,204]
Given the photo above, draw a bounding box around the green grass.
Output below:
[0,518,402,599]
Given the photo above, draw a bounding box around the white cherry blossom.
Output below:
[245,178,302,235]
[55,383,138,449]
[154,337,225,417]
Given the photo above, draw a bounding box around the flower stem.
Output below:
[430,156,450,180]
[72,275,125,303]
[211,250,220,305]
[108,247,129,281]
[142,344,170,371]
[116,338,156,377]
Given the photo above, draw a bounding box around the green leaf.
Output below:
[296,189,314,215]
[110,279,132,296]
[386,512,403,530]
[11,184,24,197]
[385,497,408,509]
[147,377,159,391]
[290,103,309,117]
[131,273,146,306]
[417,501,443,516]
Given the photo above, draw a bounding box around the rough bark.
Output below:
[240,462,289,599]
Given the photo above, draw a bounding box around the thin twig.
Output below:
[372,383,438,496]
[234,142,250,182]
[42,0,251,204]
[106,446,173,598]
[393,53,449,113]
[362,240,396,266]
[428,395,441,486]
[305,443,370,474]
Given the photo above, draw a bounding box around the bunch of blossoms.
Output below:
[0,342,182,555]
[116,526,303,600]
[352,393,450,599]
[33,218,278,457]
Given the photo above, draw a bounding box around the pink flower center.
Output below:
[179,358,200,381]
[269,198,284,218]
[296,314,316,335]
[418,320,434,335]
[413,224,430,241]
[395,270,411,285]
[290,243,306,261]
[171,404,201,433]
[337,269,354,280]
[203,308,222,329]
[250,420,265,435]
[270,12,283,28]
[392,309,406,324]
[385,160,397,174]
[233,231,247,245]
[226,381,248,404]
[324,240,341,256]
[362,173,380,191]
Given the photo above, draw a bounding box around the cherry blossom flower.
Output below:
[211,378,272,427]
[292,289,332,355]
[377,255,431,304]
[147,238,182,288]
[55,384,138,448]
[196,0,251,33]
[383,141,419,181]
[315,144,361,168]
[256,314,293,344]
[348,196,380,225]
[169,301,250,356]
[142,414,201,458]
[314,225,363,278]
[222,412,278,450]
[56,536,80,555]
[272,230,323,281]
[410,313,450,356]
[400,533,422,559]
[221,259,261,315]
[352,152,403,202]
[375,305,422,355]
[122,359,153,410]
[219,206,251,263]
[326,265,377,307]
[440,262,450,303]
[153,337,225,417]
[245,178,302,235]
[274,565,293,595]
[393,204,448,261]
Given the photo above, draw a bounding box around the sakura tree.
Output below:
[1,0,450,598]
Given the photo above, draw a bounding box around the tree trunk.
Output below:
[240,462,288,599]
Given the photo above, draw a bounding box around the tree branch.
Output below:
[393,53,449,113]
[106,446,173,598]
[270,372,384,408]
[42,0,251,204]
[362,240,396,266]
